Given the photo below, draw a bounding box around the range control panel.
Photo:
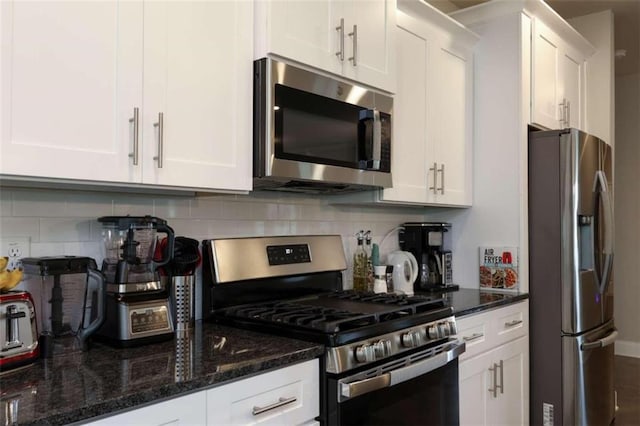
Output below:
[266,244,311,265]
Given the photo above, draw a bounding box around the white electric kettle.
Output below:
[386,251,419,296]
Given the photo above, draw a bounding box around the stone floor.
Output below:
[614,355,640,426]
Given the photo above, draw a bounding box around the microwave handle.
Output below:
[359,109,381,170]
[372,109,381,170]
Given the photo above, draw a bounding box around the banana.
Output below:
[0,257,7,273]
[0,268,23,291]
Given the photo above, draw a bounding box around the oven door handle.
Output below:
[339,341,465,400]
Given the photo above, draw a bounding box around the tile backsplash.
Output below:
[0,187,430,317]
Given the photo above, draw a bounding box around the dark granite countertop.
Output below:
[0,322,324,425]
[414,288,528,317]
[436,288,529,317]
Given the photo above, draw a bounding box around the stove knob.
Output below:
[354,344,376,363]
[374,339,393,358]
[427,325,439,339]
[401,330,421,348]
[438,322,448,338]
[448,321,458,336]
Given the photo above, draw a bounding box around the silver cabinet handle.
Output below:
[559,99,566,127]
[252,396,297,416]
[153,112,164,168]
[428,162,438,194]
[463,332,484,342]
[128,107,140,165]
[348,24,357,66]
[438,163,445,194]
[489,360,504,397]
[566,100,571,127]
[504,319,523,327]
[335,18,344,61]
[488,362,498,398]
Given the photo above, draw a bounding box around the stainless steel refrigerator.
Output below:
[529,128,616,426]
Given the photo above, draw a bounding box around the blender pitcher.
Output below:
[98,216,175,287]
[21,256,106,358]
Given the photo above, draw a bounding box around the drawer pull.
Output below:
[252,396,297,416]
[463,333,484,342]
[504,319,523,328]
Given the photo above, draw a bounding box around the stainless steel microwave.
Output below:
[253,58,393,193]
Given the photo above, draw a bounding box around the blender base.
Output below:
[96,294,174,347]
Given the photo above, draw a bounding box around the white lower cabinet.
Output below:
[85,392,207,425]
[457,301,529,426]
[207,359,319,425]
[83,359,319,426]
[459,336,529,426]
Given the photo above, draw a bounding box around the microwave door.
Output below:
[358,109,381,170]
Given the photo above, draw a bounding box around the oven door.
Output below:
[326,340,465,425]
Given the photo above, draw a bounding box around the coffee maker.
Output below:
[96,216,175,347]
[399,222,458,292]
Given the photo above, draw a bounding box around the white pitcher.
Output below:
[386,251,418,296]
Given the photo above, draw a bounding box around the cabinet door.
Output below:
[486,336,529,426]
[459,349,491,426]
[0,1,143,183]
[380,12,432,204]
[560,46,583,129]
[531,19,561,130]
[432,42,473,206]
[142,1,252,191]
[342,0,396,93]
[459,336,529,426]
[264,0,343,77]
[85,391,207,425]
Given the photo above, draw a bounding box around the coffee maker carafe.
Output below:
[399,222,458,292]
[96,216,175,347]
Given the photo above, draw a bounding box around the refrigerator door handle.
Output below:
[580,329,618,351]
[593,170,614,294]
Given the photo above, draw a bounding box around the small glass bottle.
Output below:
[353,231,367,292]
[364,231,374,292]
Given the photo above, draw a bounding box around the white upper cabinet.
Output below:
[255,0,396,93]
[1,1,252,192]
[531,18,587,130]
[452,0,594,134]
[379,2,476,206]
[141,1,252,191]
[0,1,143,183]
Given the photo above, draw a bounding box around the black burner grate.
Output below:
[220,291,446,334]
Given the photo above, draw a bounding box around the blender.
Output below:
[21,256,106,358]
[95,216,175,347]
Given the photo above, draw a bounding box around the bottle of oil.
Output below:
[364,231,374,292]
[353,231,367,292]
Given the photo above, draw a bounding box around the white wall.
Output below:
[613,72,640,357]
[0,187,430,318]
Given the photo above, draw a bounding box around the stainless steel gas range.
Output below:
[201,235,465,425]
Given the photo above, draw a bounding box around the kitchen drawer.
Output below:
[84,391,207,425]
[206,359,319,425]
[456,310,492,360]
[456,300,528,361]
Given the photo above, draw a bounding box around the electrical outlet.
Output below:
[0,237,30,270]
